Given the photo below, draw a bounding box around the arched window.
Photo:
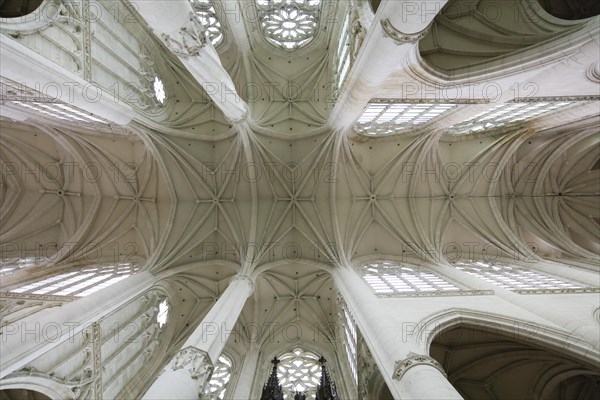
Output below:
[0,0,44,18]
[153,76,166,104]
[190,0,224,46]
[9,263,139,297]
[256,0,322,50]
[204,354,233,399]
[339,297,358,384]
[277,348,322,398]
[454,261,587,292]
[0,257,48,276]
[354,101,457,136]
[446,101,573,136]
[156,298,169,327]
[362,261,461,295]
[335,11,352,89]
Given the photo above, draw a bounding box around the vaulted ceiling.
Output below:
[0,2,599,391]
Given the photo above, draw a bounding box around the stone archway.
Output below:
[430,324,600,399]
[0,389,52,400]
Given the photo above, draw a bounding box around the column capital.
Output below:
[393,352,446,381]
[230,273,256,292]
[162,12,208,59]
[224,106,250,125]
[172,346,214,383]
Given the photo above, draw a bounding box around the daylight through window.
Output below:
[363,261,461,295]
[204,354,233,399]
[355,102,457,136]
[256,0,322,50]
[454,261,584,291]
[190,0,224,46]
[277,348,322,398]
[446,101,574,135]
[9,263,139,297]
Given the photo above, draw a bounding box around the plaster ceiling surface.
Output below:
[0,0,598,277]
[0,0,599,397]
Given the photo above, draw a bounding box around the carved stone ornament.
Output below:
[586,62,600,83]
[393,352,446,381]
[381,19,432,45]
[162,12,208,59]
[171,346,214,390]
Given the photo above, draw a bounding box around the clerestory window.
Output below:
[454,261,587,292]
[335,11,352,89]
[256,0,322,50]
[354,102,457,136]
[446,101,574,135]
[362,261,461,295]
[9,263,139,297]
[339,298,358,384]
[0,257,48,276]
[190,0,224,46]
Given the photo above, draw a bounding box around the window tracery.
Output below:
[335,11,352,89]
[454,261,585,291]
[339,297,358,384]
[277,348,322,398]
[0,257,48,276]
[204,354,233,399]
[9,263,139,297]
[190,0,224,46]
[256,0,322,50]
[10,101,107,124]
[362,261,461,295]
[446,101,573,135]
[354,102,457,136]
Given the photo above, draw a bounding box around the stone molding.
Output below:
[515,288,600,295]
[230,273,256,292]
[162,12,208,59]
[586,62,600,83]
[512,96,600,102]
[376,290,494,298]
[381,19,432,45]
[393,352,446,381]
[171,346,214,392]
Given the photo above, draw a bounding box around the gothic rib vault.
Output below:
[0,0,599,399]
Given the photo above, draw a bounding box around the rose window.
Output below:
[190,0,224,46]
[257,0,322,50]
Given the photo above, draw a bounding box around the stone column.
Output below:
[229,344,260,399]
[142,274,254,399]
[331,266,462,400]
[393,353,460,399]
[131,2,248,123]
